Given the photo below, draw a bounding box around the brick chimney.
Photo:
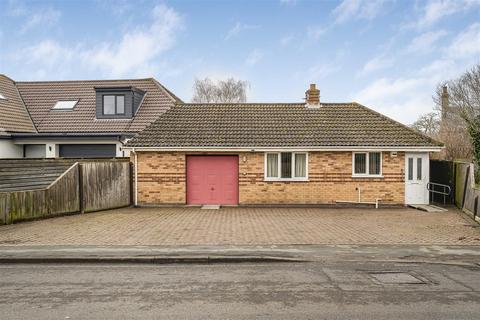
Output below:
[305,83,320,106]
[441,85,449,121]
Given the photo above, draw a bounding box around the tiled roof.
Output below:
[15,78,180,134]
[0,74,36,133]
[126,102,442,148]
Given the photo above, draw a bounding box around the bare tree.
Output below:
[410,112,440,137]
[434,65,479,162]
[191,77,249,103]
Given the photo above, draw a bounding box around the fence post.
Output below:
[474,196,478,219]
[462,165,470,209]
[129,162,134,206]
[78,163,84,214]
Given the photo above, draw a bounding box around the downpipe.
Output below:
[336,186,380,208]
[133,148,138,207]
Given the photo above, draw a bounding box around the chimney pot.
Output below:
[306,83,320,105]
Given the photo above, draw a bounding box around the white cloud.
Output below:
[411,0,480,29]
[82,4,183,77]
[245,49,264,67]
[6,1,62,33]
[447,22,480,58]
[333,0,388,24]
[307,26,327,40]
[6,0,27,17]
[360,55,394,75]
[21,40,75,66]
[306,63,341,80]
[20,7,61,33]
[9,4,184,79]
[225,22,259,40]
[353,22,480,124]
[406,30,448,54]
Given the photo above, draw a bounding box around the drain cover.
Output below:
[369,272,426,284]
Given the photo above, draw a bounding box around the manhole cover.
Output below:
[369,272,426,284]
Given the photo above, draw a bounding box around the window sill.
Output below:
[352,175,384,179]
[264,178,309,182]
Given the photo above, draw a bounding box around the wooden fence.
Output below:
[80,161,131,212]
[455,162,480,223]
[0,160,131,224]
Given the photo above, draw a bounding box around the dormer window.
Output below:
[95,86,145,119]
[103,95,125,115]
[52,100,78,110]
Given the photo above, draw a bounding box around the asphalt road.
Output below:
[1,259,479,319]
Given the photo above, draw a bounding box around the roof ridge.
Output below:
[150,78,184,103]
[16,78,154,84]
[179,102,353,106]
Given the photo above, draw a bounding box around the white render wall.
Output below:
[0,139,23,158]
[12,139,128,158]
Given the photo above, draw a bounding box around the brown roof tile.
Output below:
[126,102,442,148]
[0,74,36,133]
[15,78,178,134]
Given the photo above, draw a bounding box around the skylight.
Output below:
[0,93,6,100]
[52,100,78,110]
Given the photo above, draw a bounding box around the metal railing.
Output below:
[427,182,451,205]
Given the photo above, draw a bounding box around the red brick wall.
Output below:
[134,152,186,205]
[134,151,405,205]
[238,151,404,204]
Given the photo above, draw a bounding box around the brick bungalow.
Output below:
[125,84,442,207]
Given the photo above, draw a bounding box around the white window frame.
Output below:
[264,152,309,181]
[52,100,78,110]
[352,151,383,178]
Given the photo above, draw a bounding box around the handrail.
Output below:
[427,182,451,205]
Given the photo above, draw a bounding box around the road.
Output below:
[1,257,479,319]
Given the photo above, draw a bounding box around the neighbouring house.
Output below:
[125,84,443,206]
[0,74,181,158]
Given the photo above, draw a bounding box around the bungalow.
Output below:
[125,84,443,206]
[0,74,180,158]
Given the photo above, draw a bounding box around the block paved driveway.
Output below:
[0,207,479,246]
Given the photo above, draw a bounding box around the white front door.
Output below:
[405,152,429,204]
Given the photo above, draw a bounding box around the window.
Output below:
[417,158,422,180]
[0,93,6,100]
[352,152,382,177]
[354,153,366,174]
[408,157,413,180]
[266,153,278,178]
[52,100,78,110]
[265,152,308,180]
[281,153,292,178]
[103,95,125,115]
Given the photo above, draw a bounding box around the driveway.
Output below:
[0,207,479,246]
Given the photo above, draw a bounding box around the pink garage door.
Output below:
[186,156,239,205]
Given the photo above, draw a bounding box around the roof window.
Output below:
[52,100,78,110]
[0,93,6,100]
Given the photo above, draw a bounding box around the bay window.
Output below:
[265,152,308,180]
[353,152,382,177]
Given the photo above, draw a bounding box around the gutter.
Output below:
[122,146,444,152]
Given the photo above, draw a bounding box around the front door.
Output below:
[186,156,239,205]
[405,152,429,204]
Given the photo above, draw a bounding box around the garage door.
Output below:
[186,156,239,205]
[59,144,117,158]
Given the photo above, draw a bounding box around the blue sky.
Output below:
[1,0,479,124]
